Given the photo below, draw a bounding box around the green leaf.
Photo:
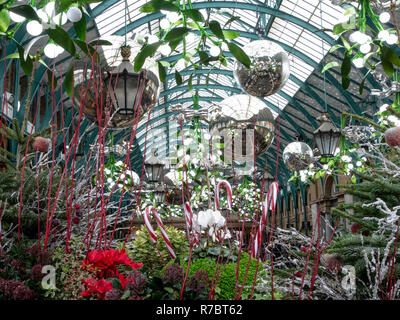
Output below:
[8,5,40,21]
[341,36,351,51]
[17,43,33,75]
[321,61,340,73]
[64,64,74,97]
[134,41,161,72]
[175,70,182,85]
[73,14,86,41]
[381,45,400,67]
[198,50,209,65]
[209,20,224,39]
[121,290,131,300]
[157,61,166,83]
[164,287,174,294]
[183,9,204,22]
[164,27,189,41]
[329,44,343,54]
[359,77,366,95]
[227,42,250,68]
[0,52,20,61]
[0,9,10,33]
[341,54,351,76]
[188,74,192,91]
[88,39,113,46]
[140,0,179,13]
[55,0,75,13]
[168,38,182,53]
[342,74,350,90]
[223,16,240,28]
[46,26,76,56]
[333,23,346,35]
[222,30,240,40]
[381,58,394,77]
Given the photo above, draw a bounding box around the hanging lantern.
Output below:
[233,40,290,97]
[283,141,314,171]
[153,184,165,203]
[313,113,342,158]
[73,36,160,129]
[209,94,275,166]
[144,148,165,183]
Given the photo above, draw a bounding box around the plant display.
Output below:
[128,225,188,276]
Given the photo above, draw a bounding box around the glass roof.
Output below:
[88,0,346,162]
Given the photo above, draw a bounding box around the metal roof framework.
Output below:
[0,0,383,186]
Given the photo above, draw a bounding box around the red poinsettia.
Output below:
[81,278,113,300]
[83,248,143,278]
[81,248,143,299]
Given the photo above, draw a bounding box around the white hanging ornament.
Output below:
[9,12,25,23]
[379,12,391,24]
[160,18,170,30]
[36,8,48,22]
[209,45,221,57]
[378,30,390,42]
[67,7,82,23]
[26,20,43,36]
[352,57,364,68]
[52,13,67,25]
[44,2,55,17]
[158,44,170,56]
[387,34,398,45]
[44,43,59,58]
[55,45,64,56]
[360,43,371,54]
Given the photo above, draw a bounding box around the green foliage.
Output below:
[181,251,259,300]
[128,225,188,276]
[44,237,95,300]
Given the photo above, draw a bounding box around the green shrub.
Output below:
[182,251,259,300]
[128,225,188,276]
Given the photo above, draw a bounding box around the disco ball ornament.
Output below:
[283,141,314,171]
[73,36,160,129]
[234,40,290,97]
[209,95,275,165]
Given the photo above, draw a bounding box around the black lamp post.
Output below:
[144,148,165,183]
[313,113,341,158]
[154,184,165,203]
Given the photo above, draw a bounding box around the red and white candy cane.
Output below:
[252,181,279,258]
[183,202,199,244]
[214,180,233,211]
[144,206,176,259]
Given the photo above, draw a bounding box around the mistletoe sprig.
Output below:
[323,1,400,93]
[134,0,251,84]
[0,0,112,92]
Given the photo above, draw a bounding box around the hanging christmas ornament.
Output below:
[208,95,275,165]
[384,126,400,146]
[26,20,43,36]
[33,137,50,152]
[73,36,160,129]
[67,7,82,22]
[233,40,290,97]
[283,141,314,171]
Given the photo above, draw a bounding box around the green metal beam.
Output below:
[113,1,336,45]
